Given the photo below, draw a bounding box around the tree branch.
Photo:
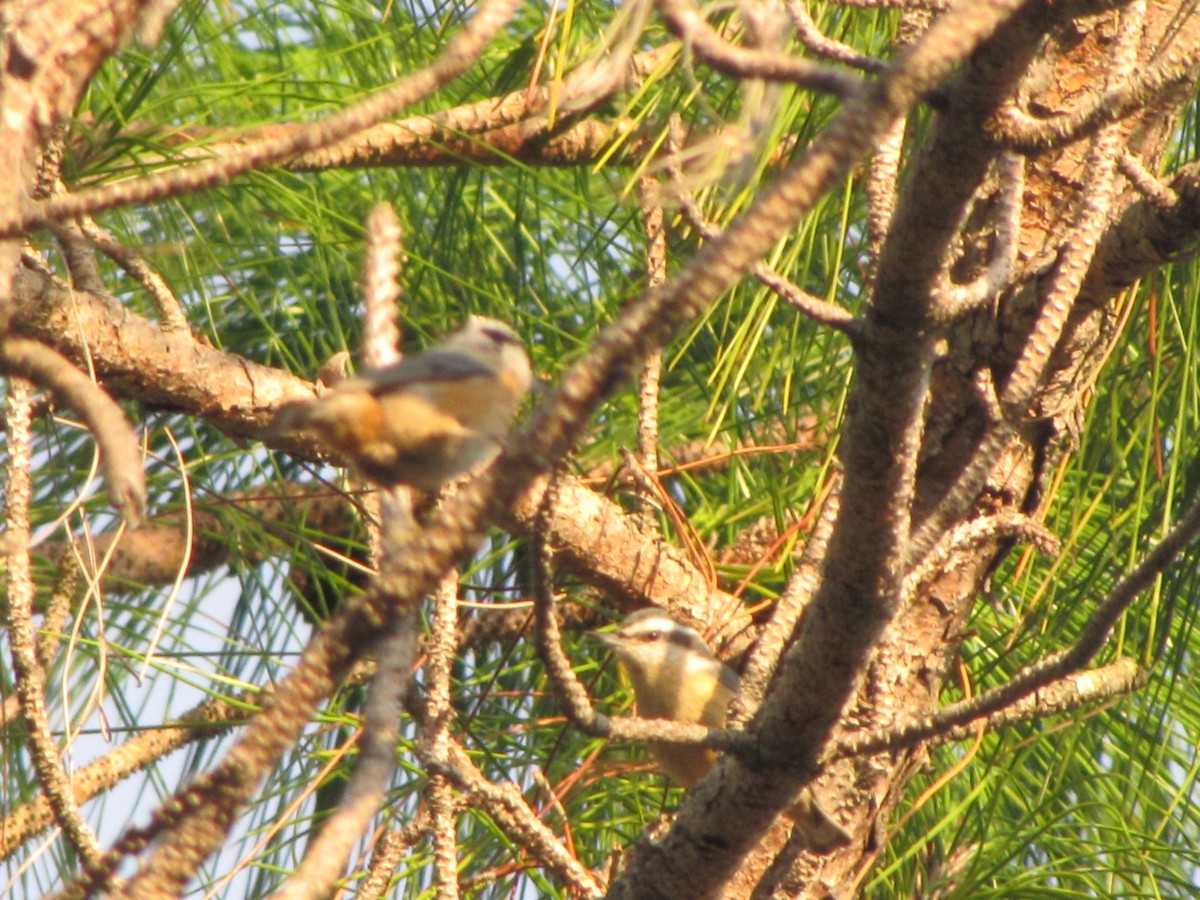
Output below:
[4,378,108,878]
[656,0,863,95]
[838,481,1200,759]
[0,0,525,237]
[0,336,145,524]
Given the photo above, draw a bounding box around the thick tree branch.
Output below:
[909,0,1139,562]
[1081,162,1200,303]
[11,264,729,633]
[11,264,302,438]
[607,2,1053,895]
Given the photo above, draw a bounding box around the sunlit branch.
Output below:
[909,2,1142,564]
[992,28,1200,152]
[3,380,108,878]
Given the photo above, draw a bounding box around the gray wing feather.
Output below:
[719,664,742,695]
[359,349,493,393]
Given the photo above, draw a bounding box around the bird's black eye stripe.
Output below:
[481,324,520,345]
[619,629,664,643]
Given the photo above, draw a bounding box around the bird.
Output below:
[594,607,740,787]
[595,608,852,850]
[270,316,532,490]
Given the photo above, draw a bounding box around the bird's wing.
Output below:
[360,349,494,394]
[719,664,742,696]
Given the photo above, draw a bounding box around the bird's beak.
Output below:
[590,629,620,649]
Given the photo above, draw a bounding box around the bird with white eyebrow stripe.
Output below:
[595,607,853,851]
[593,608,740,787]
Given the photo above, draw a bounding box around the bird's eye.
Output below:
[644,630,660,642]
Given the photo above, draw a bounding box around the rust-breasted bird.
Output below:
[271,316,532,490]
[595,608,852,850]
[595,608,740,787]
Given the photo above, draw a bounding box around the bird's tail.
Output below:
[267,398,325,441]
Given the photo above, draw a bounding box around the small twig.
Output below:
[934,152,1024,318]
[423,574,462,900]
[4,379,108,877]
[404,675,604,897]
[1118,152,1178,207]
[664,121,860,335]
[75,216,190,334]
[532,470,613,731]
[359,204,409,563]
[532,768,571,827]
[838,658,1146,760]
[531,767,579,867]
[784,0,888,73]
[0,337,144,524]
[435,738,605,898]
[933,657,1145,745]
[355,810,433,900]
[636,177,667,533]
[274,625,416,900]
[741,240,863,335]
[656,0,863,96]
[361,204,404,369]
